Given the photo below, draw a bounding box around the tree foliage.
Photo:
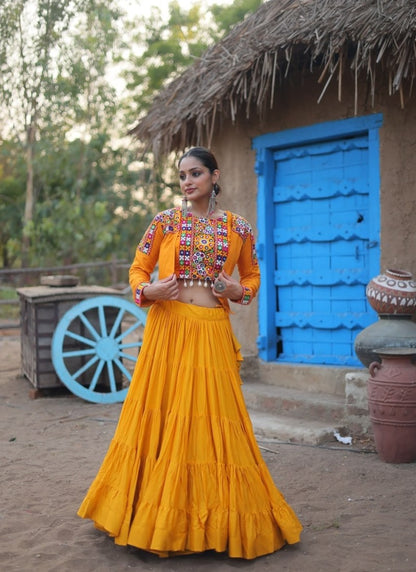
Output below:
[0,0,262,275]
[121,0,262,122]
[210,0,262,37]
[0,139,26,267]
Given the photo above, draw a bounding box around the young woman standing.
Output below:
[78,147,302,559]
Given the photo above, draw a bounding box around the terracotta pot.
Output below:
[368,348,416,463]
[366,268,416,315]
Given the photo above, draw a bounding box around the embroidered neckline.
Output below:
[178,211,229,283]
[187,210,225,222]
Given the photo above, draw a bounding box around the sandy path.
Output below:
[1,335,415,571]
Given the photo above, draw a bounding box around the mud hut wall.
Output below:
[211,125,260,357]
[377,104,416,272]
[210,71,416,370]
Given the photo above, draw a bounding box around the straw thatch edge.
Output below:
[130,0,416,157]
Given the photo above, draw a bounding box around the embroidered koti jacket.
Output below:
[129,207,260,311]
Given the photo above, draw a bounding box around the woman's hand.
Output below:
[212,271,244,301]
[143,274,179,301]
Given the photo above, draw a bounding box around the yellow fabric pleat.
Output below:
[78,300,302,559]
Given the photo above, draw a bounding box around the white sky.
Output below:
[122,0,236,17]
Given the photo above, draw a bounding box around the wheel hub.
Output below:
[96,337,119,360]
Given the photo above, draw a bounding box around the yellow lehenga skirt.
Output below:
[77,300,302,559]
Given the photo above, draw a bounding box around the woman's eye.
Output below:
[179,170,202,181]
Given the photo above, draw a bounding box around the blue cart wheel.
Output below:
[52,295,147,403]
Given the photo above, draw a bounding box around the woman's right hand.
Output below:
[142,274,179,301]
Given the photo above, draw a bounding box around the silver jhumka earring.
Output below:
[208,183,218,216]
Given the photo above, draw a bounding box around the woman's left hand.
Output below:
[212,271,243,301]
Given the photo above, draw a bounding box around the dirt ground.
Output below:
[1,332,416,572]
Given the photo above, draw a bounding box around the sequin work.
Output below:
[179,213,228,283]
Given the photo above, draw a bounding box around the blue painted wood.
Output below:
[275,268,370,286]
[253,114,382,366]
[256,147,279,360]
[52,296,147,403]
[252,114,383,150]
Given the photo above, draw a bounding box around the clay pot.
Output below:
[366,268,416,315]
[368,348,416,463]
[354,315,416,367]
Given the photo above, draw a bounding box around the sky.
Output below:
[123,0,235,17]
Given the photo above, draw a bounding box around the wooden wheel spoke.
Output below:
[106,361,117,393]
[72,355,99,381]
[88,359,106,392]
[79,312,100,341]
[62,348,96,358]
[119,341,142,350]
[118,352,138,363]
[115,319,142,343]
[64,330,96,347]
[109,307,125,338]
[98,304,107,337]
[113,357,131,380]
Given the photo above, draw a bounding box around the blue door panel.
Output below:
[253,115,382,366]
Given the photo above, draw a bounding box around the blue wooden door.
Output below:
[253,115,382,366]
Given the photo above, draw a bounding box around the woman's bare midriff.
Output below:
[176,279,221,308]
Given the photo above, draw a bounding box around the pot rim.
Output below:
[385,268,413,280]
[373,347,416,356]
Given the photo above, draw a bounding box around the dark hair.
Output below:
[178,146,221,195]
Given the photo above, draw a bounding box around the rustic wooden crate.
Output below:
[17,285,123,390]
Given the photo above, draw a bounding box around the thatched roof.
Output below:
[130,0,416,157]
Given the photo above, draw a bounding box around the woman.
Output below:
[77,147,302,559]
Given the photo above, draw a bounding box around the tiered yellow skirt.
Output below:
[77,300,302,559]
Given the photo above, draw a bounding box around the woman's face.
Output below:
[179,156,219,205]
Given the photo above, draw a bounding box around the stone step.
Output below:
[247,410,337,445]
[241,381,345,425]
[240,381,347,445]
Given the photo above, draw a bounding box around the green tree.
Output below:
[1,1,83,265]
[0,0,125,267]
[121,2,208,123]
[120,0,263,222]
[0,138,26,267]
[0,0,263,273]
[121,0,262,122]
[210,0,262,38]
[29,133,158,268]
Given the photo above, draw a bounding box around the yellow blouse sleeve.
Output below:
[232,217,261,305]
[129,214,164,307]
